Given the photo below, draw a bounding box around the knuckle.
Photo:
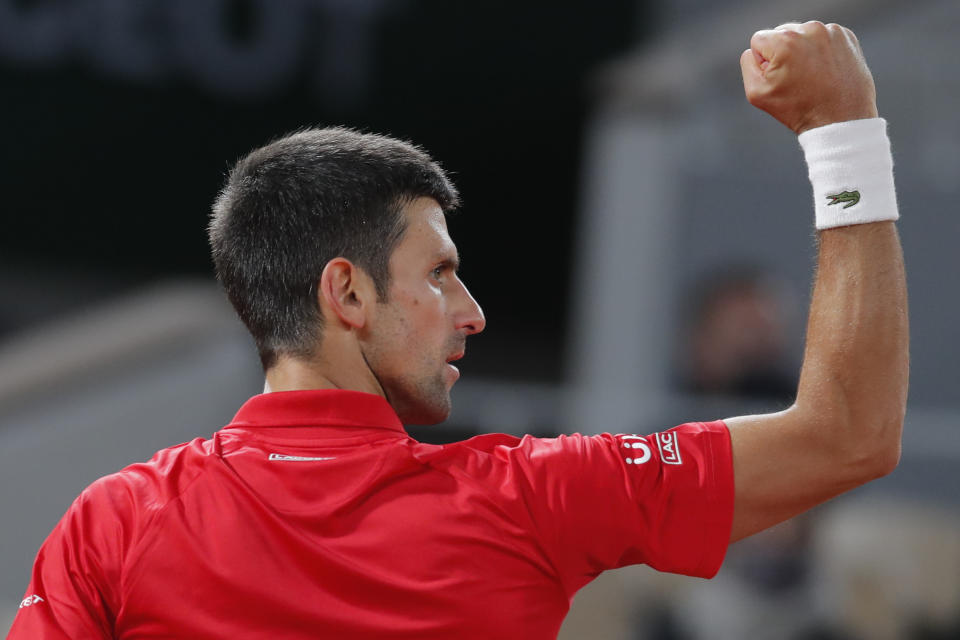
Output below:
[771,22,803,38]
[825,23,845,38]
[804,21,830,39]
[751,29,773,45]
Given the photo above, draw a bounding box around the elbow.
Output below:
[806,400,905,485]
[868,395,907,478]
[821,387,907,482]
[852,414,904,482]
[793,392,906,486]
[872,427,902,478]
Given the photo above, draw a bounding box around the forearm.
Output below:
[726,222,908,540]
[795,221,908,473]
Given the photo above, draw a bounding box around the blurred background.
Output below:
[1,0,958,637]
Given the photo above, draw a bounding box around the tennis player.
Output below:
[9,21,907,639]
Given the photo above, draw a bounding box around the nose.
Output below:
[455,276,486,336]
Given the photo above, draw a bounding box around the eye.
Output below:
[431,266,444,281]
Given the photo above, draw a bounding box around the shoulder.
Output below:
[416,422,730,474]
[429,432,603,454]
[412,432,577,461]
[409,431,622,476]
[441,431,639,459]
[31,437,218,611]
[78,437,216,530]
[409,422,730,478]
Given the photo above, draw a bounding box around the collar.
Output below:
[226,389,405,434]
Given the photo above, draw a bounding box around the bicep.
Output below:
[726,408,869,542]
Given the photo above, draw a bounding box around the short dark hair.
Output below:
[209,126,459,370]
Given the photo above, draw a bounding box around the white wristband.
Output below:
[798,118,899,230]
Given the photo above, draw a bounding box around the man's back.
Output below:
[11,390,732,639]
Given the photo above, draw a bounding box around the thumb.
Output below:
[749,28,781,67]
[740,48,765,97]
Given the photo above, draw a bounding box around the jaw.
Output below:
[387,374,452,426]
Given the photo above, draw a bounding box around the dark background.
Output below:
[1,0,649,382]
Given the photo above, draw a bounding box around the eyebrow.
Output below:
[434,249,461,272]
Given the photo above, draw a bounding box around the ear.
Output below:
[318,258,373,330]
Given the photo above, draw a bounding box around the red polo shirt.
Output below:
[10,390,733,639]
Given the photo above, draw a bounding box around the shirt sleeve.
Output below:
[7,478,129,639]
[497,421,733,595]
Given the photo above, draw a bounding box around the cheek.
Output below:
[403,290,441,324]
[380,286,449,345]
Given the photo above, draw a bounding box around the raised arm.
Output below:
[726,21,908,542]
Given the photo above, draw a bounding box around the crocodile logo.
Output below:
[826,190,860,209]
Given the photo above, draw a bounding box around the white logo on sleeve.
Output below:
[619,435,651,465]
[656,432,683,465]
[19,594,44,609]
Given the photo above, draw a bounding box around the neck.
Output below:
[263,359,335,393]
[263,348,385,397]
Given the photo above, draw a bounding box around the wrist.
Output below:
[798,118,898,230]
[795,104,879,135]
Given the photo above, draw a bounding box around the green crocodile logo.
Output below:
[826,190,860,209]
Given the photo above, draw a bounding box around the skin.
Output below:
[265,197,485,425]
[727,22,908,541]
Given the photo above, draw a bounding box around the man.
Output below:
[680,266,798,401]
[9,22,907,639]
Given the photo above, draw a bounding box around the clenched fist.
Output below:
[740,21,878,134]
